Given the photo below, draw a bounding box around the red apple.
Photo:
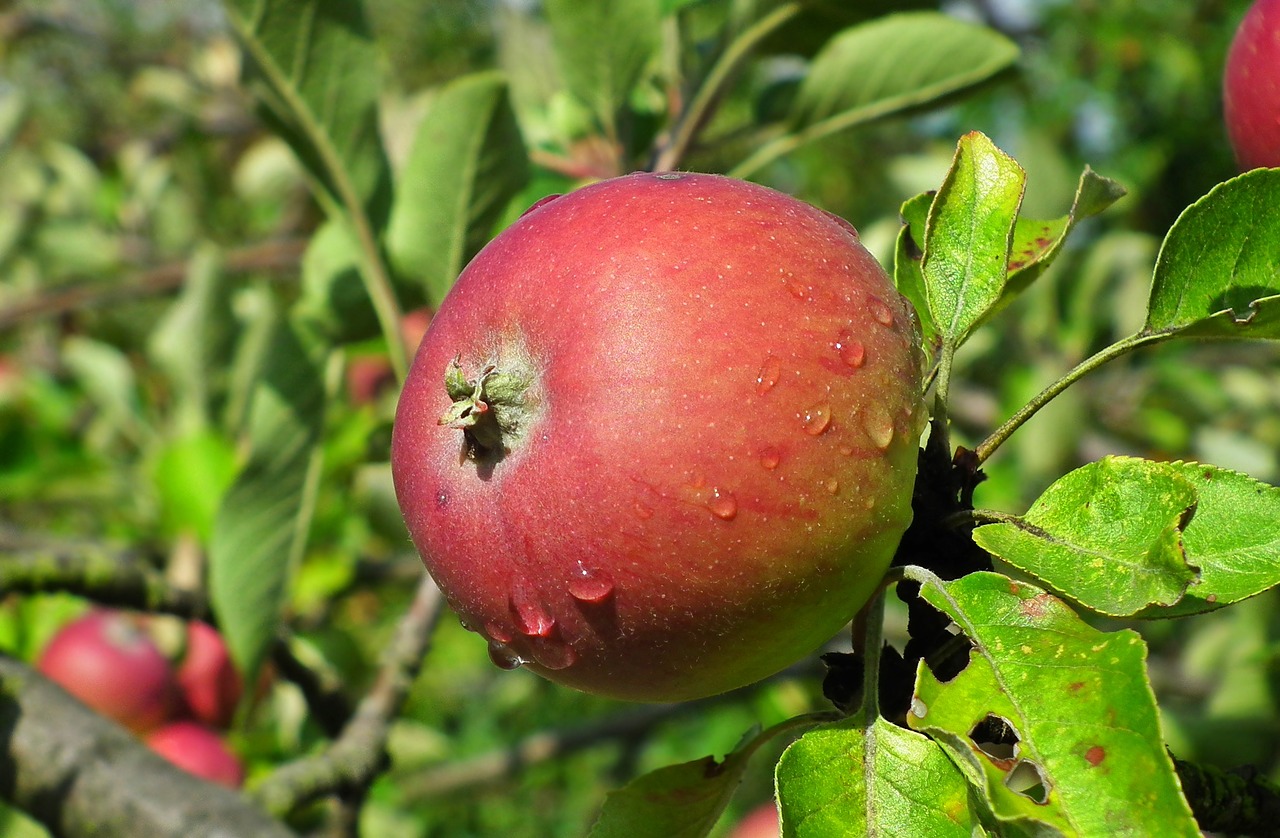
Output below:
[37,610,176,733]
[146,721,244,788]
[347,307,435,405]
[175,621,242,729]
[391,172,923,702]
[1224,0,1280,169]
[729,802,780,838]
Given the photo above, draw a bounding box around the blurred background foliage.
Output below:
[0,1,1278,836]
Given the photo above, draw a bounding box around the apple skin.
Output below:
[1224,0,1280,170]
[37,610,176,733]
[175,621,242,729]
[147,721,245,788]
[728,802,780,838]
[392,172,923,702]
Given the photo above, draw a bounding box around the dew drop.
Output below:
[782,272,810,300]
[519,194,562,217]
[488,640,526,670]
[528,637,578,671]
[759,447,782,470]
[802,401,833,435]
[825,478,840,495]
[839,444,855,457]
[484,619,514,644]
[864,406,895,450]
[569,561,616,603]
[458,617,476,633]
[837,338,866,369]
[510,587,556,637]
[633,502,655,520]
[708,489,738,520]
[755,355,782,395]
[868,296,895,327]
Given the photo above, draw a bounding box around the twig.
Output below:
[251,573,446,818]
[0,654,294,837]
[0,238,306,331]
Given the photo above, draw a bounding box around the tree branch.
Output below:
[251,573,446,818]
[0,655,294,838]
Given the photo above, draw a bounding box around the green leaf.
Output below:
[1137,462,1280,617]
[386,72,530,307]
[991,167,1127,323]
[224,0,391,223]
[893,191,939,353]
[791,13,1018,139]
[972,456,1201,617]
[906,570,1199,837]
[545,0,661,137]
[776,715,979,836]
[589,718,814,838]
[924,131,1026,346]
[295,219,379,343]
[1144,168,1280,339]
[152,431,238,543]
[209,314,329,681]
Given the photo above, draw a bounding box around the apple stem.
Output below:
[438,356,534,459]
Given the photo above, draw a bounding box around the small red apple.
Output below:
[37,610,176,733]
[729,802,780,838]
[1224,0,1280,169]
[175,621,242,729]
[392,172,923,702]
[146,721,245,788]
[347,307,435,405]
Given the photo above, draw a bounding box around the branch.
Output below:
[0,655,294,838]
[251,573,446,818]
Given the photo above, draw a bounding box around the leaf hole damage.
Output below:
[924,622,974,683]
[1005,759,1051,804]
[969,714,1052,804]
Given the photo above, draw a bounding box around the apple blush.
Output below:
[1224,0,1280,170]
[392,172,924,702]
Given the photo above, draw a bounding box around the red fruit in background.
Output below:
[37,610,176,733]
[147,721,244,788]
[347,307,434,405]
[176,621,242,729]
[1224,0,1280,169]
[391,172,923,702]
[728,802,780,838]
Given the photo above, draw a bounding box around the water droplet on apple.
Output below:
[654,172,685,181]
[835,335,866,368]
[510,587,556,637]
[458,617,476,633]
[484,619,514,644]
[633,502,655,520]
[825,478,840,494]
[755,355,782,395]
[868,296,895,327]
[488,640,526,670]
[708,489,738,520]
[519,194,562,217]
[528,637,578,670]
[801,401,832,435]
[759,447,781,470]
[863,405,895,449]
[568,562,616,603]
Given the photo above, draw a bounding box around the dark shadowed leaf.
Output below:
[1144,168,1280,339]
[894,191,939,354]
[906,570,1198,836]
[386,72,530,307]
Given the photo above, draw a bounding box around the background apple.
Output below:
[347,306,434,405]
[392,172,923,702]
[37,610,176,733]
[1224,0,1280,169]
[727,802,779,838]
[175,621,242,729]
[146,721,245,788]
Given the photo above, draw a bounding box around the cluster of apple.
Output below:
[36,609,245,787]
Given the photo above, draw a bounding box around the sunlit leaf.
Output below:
[923,131,1025,346]
[894,191,939,353]
[907,570,1199,836]
[973,456,1200,616]
[386,72,530,307]
[152,431,238,543]
[776,715,979,836]
[210,314,328,682]
[1144,168,1280,339]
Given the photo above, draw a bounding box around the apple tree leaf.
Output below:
[790,13,1018,141]
[588,717,817,838]
[1144,168,1280,339]
[210,313,328,683]
[776,714,980,836]
[905,570,1199,837]
[894,191,939,355]
[923,131,1026,347]
[1134,462,1280,617]
[223,0,391,224]
[544,0,660,137]
[972,456,1201,617]
[386,72,530,307]
[294,219,379,344]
